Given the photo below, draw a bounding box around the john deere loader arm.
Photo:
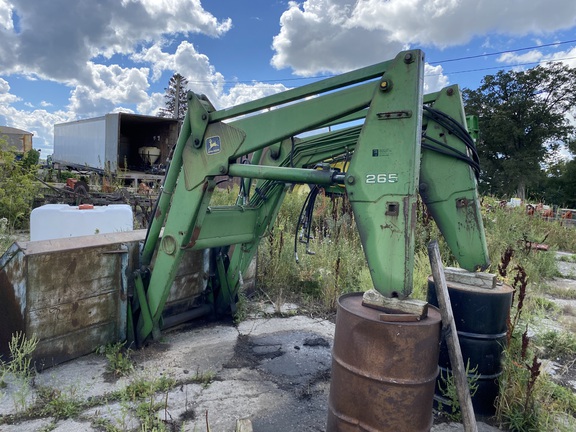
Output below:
[131,49,489,345]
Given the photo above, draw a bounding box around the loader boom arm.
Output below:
[131,49,489,345]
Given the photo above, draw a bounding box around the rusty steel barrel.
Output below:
[327,293,442,432]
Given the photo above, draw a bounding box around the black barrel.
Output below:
[327,292,442,431]
[427,278,513,416]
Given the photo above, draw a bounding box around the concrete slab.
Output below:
[132,324,239,381]
[51,419,98,431]
[34,353,122,401]
[555,252,576,278]
[238,315,335,339]
[0,313,502,431]
[0,376,36,417]
[0,418,55,432]
[432,422,501,432]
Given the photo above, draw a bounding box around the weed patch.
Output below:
[535,331,576,360]
[96,342,134,377]
[436,361,479,422]
[120,375,175,402]
[0,332,38,413]
[36,386,84,419]
[495,262,576,431]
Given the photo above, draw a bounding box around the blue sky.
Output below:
[1,0,576,155]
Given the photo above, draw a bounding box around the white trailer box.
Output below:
[52,113,179,178]
[53,116,107,171]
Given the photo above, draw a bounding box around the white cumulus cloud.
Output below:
[132,41,226,104]
[272,0,576,76]
[0,0,13,31]
[0,0,231,85]
[68,64,151,117]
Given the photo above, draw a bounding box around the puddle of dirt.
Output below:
[225,331,332,388]
[222,329,333,431]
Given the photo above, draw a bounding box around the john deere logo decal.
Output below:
[206,136,221,155]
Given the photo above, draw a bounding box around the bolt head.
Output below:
[380,80,391,92]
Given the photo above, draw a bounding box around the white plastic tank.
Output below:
[508,197,522,208]
[30,204,133,241]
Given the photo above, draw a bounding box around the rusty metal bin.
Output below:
[0,231,210,368]
[327,292,442,431]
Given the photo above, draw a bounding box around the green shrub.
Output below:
[0,142,40,230]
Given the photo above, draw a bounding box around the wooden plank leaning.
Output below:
[428,240,478,432]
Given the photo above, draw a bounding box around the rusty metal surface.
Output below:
[16,229,147,255]
[27,236,132,367]
[0,243,27,360]
[166,249,206,304]
[1,233,136,366]
[1,228,211,367]
[327,293,441,432]
[27,248,123,312]
[34,322,118,369]
[150,247,207,319]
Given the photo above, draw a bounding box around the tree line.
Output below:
[463,62,576,207]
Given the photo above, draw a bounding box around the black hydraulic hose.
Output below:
[422,135,481,179]
[304,185,320,248]
[422,106,481,179]
[294,187,314,263]
[423,106,479,160]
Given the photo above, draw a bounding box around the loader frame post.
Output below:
[133,49,488,344]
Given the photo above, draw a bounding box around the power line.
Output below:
[213,53,576,90]
[428,38,576,65]
[427,56,576,77]
[188,38,576,87]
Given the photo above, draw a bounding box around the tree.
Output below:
[0,141,39,230]
[463,63,576,200]
[541,148,576,208]
[158,73,189,121]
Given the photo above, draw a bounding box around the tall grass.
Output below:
[256,190,372,313]
[482,205,575,284]
[254,189,576,314]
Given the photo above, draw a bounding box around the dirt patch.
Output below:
[224,330,332,397]
[224,334,284,369]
